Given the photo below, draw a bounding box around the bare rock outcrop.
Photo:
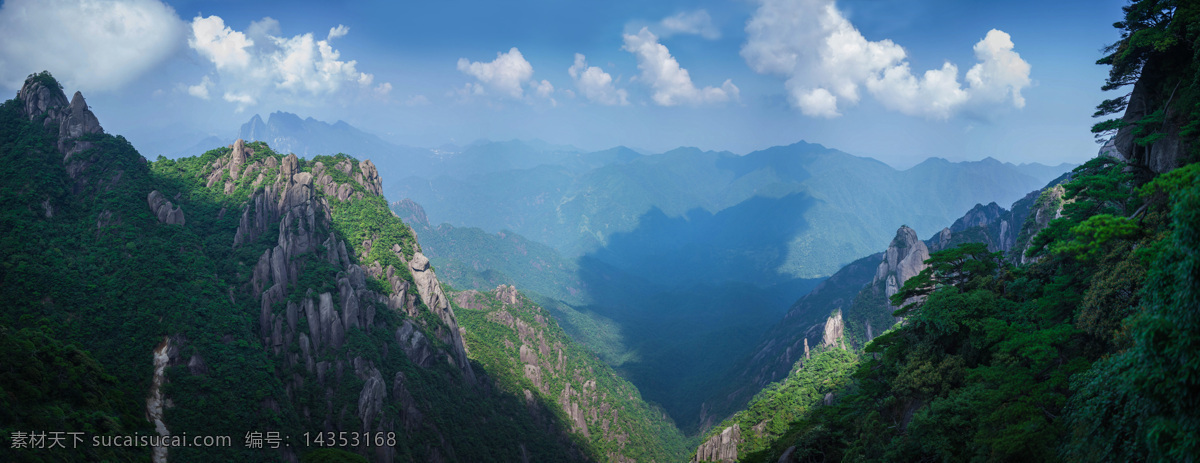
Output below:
[822,309,845,349]
[146,190,185,225]
[1113,64,1187,174]
[873,226,931,303]
[1015,185,1066,264]
[17,75,107,190]
[395,320,434,367]
[17,78,103,157]
[410,252,476,383]
[692,425,741,463]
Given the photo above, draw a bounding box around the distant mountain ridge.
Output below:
[394,139,1075,279]
[226,111,1075,430]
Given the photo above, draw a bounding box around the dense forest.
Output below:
[0,71,686,461]
[694,1,1200,461]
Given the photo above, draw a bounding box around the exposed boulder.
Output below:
[146,190,185,226]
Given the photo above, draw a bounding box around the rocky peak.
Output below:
[822,309,846,349]
[873,225,931,302]
[950,203,1005,233]
[16,73,103,158]
[17,77,69,126]
[393,198,431,229]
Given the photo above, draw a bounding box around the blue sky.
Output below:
[0,0,1127,167]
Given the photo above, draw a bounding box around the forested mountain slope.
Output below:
[0,72,683,462]
[694,2,1200,460]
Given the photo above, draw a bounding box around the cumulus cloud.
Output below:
[742,0,1030,118]
[0,0,186,92]
[187,15,388,111]
[456,47,535,99]
[187,76,212,99]
[965,30,1032,108]
[456,47,556,104]
[659,10,720,40]
[190,15,253,69]
[327,24,349,41]
[622,27,738,106]
[568,54,629,106]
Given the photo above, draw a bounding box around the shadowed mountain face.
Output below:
[393,140,1072,279]
[233,113,1074,431]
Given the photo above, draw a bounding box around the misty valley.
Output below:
[3,0,1199,462]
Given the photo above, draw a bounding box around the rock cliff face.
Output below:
[189,139,477,460]
[209,140,475,381]
[692,425,740,463]
[873,226,931,304]
[1112,61,1188,174]
[1013,185,1066,264]
[17,74,108,195]
[17,78,103,159]
[821,309,845,349]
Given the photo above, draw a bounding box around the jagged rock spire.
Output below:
[16,73,103,159]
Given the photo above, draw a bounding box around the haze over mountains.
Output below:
[214,111,1075,429]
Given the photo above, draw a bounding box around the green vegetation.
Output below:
[710,5,1200,457]
[0,72,644,461]
[453,286,692,462]
[695,348,857,462]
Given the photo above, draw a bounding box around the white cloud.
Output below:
[187,15,389,111]
[223,91,255,112]
[0,0,186,92]
[187,76,212,99]
[456,47,535,99]
[327,24,349,41]
[794,87,839,118]
[742,0,1031,119]
[659,10,720,40]
[534,79,554,97]
[965,30,1031,108]
[622,27,737,106]
[568,54,629,106]
[190,15,253,70]
[247,17,280,41]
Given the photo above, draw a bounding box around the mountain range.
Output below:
[200,110,1075,431]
